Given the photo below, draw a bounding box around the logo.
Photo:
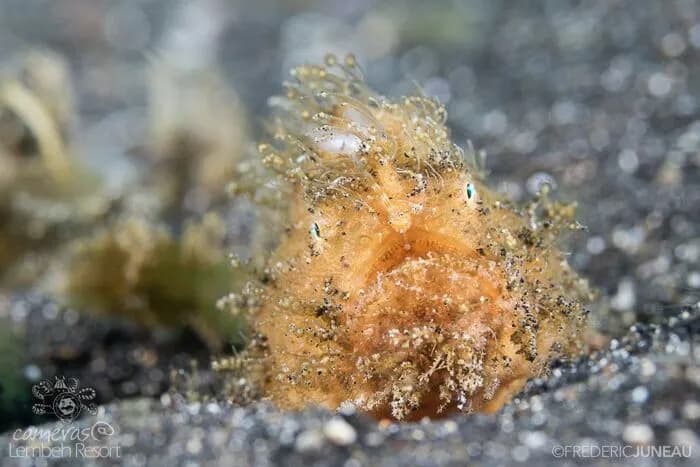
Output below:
[8,375,121,459]
[31,376,97,422]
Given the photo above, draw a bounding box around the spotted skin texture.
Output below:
[247,55,591,420]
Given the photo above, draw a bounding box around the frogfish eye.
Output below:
[465,182,476,201]
[310,222,321,240]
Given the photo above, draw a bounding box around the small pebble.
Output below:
[623,423,654,444]
[324,417,357,446]
[295,429,324,453]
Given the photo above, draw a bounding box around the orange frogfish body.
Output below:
[247,55,591,420]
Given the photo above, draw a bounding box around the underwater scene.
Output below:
[0,1,699,466]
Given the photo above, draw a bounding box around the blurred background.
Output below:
[0,0,699,456]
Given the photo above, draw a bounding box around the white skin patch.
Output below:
[308,127,362,156]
